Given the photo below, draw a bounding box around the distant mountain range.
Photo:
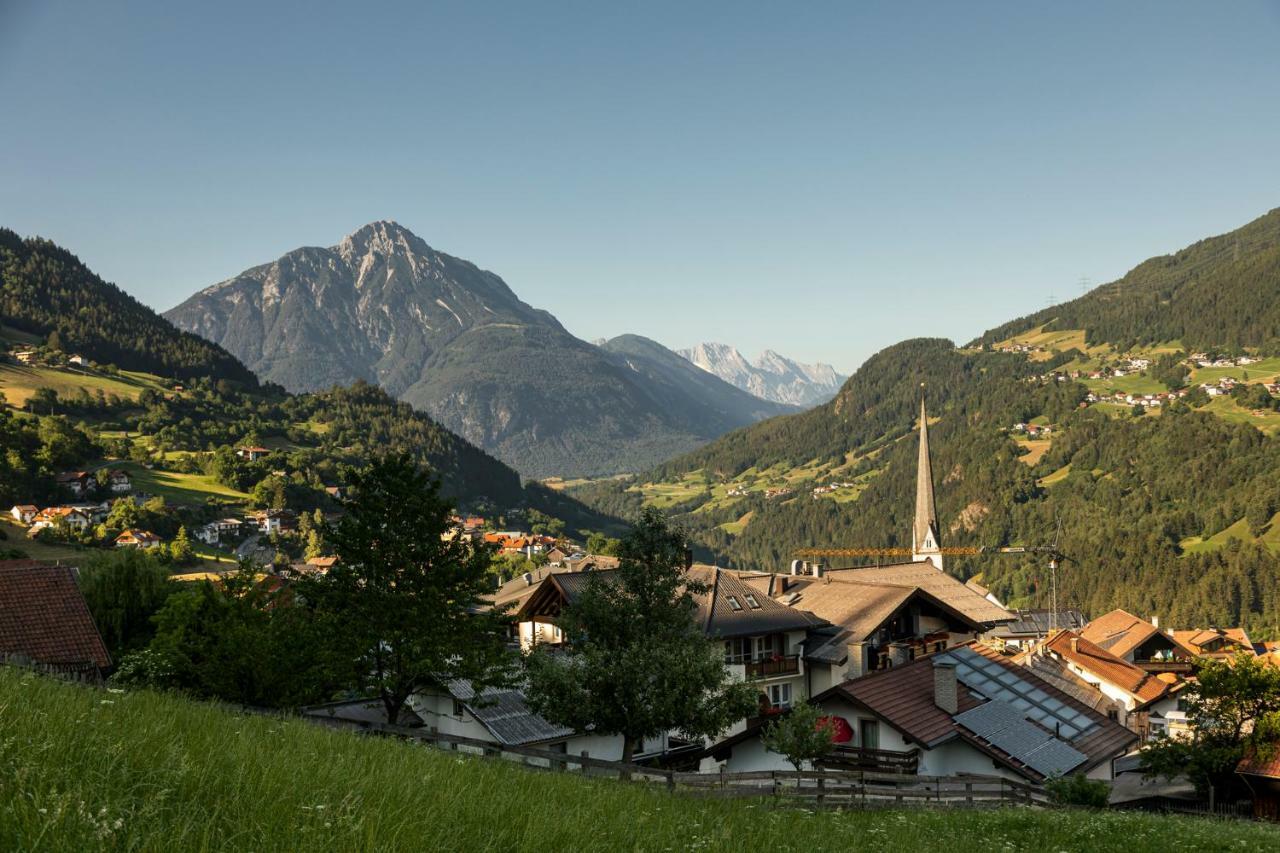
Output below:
[677,342,845,407]
[165,222,795,479]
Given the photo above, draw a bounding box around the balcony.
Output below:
[1134,659,1194,674]
[819,745,920,774]
[744,655,800,679]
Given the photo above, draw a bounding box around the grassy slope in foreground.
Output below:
[3,671,1280,852]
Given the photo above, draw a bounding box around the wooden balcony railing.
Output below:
[744,655,801,678]
[820,745,920,775]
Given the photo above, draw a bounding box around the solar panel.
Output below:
[937,648,1099,740]
[954,701,1087,777]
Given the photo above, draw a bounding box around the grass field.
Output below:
[116,462,249,506]
[2,669,1278,852]
[1202,397,1280,435]
[1038,463,1072,487]
[1179,512,1280,556]
[0,363,168,409]
[1016,439,1053,466]
[1190,357,1280,386]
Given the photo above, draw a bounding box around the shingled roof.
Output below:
[1079,609,1185,659]
[0,560,110,672]
[822,563,1014,626]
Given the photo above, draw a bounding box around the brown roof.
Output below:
[1045,631,1172,706]
[1170,627,1254,657]
[822,562,1013,625]
[0,560,111,669]
[819,642,1136,780]
[783,579,916,642]
[1238,749,1280,779]
[1079,608,1171,658]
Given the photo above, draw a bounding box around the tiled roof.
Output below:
[997,609,1086,637]
[1045,631,1171,706]
[820,642,1136,780]
[1171,627,1254,657]
[1079,609,1166,658]
[444,679,574,746]
[515,566,824,638]
[822,562,1013,625]
[782,580,916,642]
[1237,749,1280,780]
[0,560,110,669]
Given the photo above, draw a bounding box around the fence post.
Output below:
[719,764,726,790]
[667,769,675,793]
[581,750,590,777]
[965,781,973,805]
[817,774,825,808]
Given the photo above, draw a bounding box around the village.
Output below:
[6,396,1280,822]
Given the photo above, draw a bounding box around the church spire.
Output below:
[913,385,943,571]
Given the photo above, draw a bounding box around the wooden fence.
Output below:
[330,718,1048,809]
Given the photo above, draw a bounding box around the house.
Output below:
[236,446,270,461]
[115,529,163,549]
[710,642,1137,780]
[9,505,38,525]
[1079,609,1194,673]
[1238,750,1280,822]
[54,471,93,497]
[988,609,1087,649]
[515,565,826,728]
[29,507,91,534]
[305,556,338,572]
[323,485,345,501]
[1169,627,1256,662]
[253,509,298,535]
[66,501,110,524]
[67,354,87,367]
[195,518,243,545]
[745,562,1013,695]
[1041,631,1185,740]
[0,559,112,679]
[107,470,132,494]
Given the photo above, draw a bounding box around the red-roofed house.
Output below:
[236,446,271,461]
[115,529,163,549]
[1043,630,1186,740]
[1238,749,1280,821]
[9,505,39,525]
[0,559,111,679]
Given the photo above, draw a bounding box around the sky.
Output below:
[2,1,1279,374]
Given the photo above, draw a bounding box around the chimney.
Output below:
[522,572,534,586]
[1069,637,1079,654]
[1150,615,1159,630]
[790,559,803,576]
[844,642,868,681]
[933,660,958,714]
[888,642,910,668]
[813,562,824,579]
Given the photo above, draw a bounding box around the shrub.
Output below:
[1045,773,1110,808]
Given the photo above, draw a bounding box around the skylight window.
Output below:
[744,594,762,610]
[727,595,742,611]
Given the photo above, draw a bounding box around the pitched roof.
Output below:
[822,563,1013,625]
[1170,627,1254,657]
[1014,649,1119,715]
[444,679,574,746]
[1045,631,1172,706]
[1079,609,1174,658]
[996,609,1087,637]
[0,560,111,670]
[514,566,824,638]
[819,643,1136,781]
[1237,749,1280,780]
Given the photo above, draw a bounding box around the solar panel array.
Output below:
[953,701,1088,777]
[937,647,1099,740]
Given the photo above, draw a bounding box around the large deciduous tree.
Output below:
[524,507,758,765]
[303,454,511,725]
[761,700,837,776]
[1141,653,1280,799]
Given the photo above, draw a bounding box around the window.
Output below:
[754,635,779,660]
[859,719,879,750]
[724,637,751,664]
[767,683,792,710]
[452,699,465,718]
[727,595,742,611]
[744,594,761,610]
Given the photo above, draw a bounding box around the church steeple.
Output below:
[912,386,943,571]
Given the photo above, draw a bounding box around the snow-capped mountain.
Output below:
[677,342,845,407]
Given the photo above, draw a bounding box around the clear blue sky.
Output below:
[2,1,1279,373]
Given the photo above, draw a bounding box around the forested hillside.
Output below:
[567,208,1280,636]
[0,229,258,385]
[978,207,1280,351]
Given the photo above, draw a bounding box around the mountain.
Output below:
[0,228,621,535]
[165,221,790,479]
[568,208,1280,636]
[978,207,1280,351]
[597,335,796,424]
[0,229,257,385]
[678,342,845,407]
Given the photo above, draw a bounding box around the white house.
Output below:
[709,643,1137,784]
[29,507,91,533]
[9,505,38,525]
